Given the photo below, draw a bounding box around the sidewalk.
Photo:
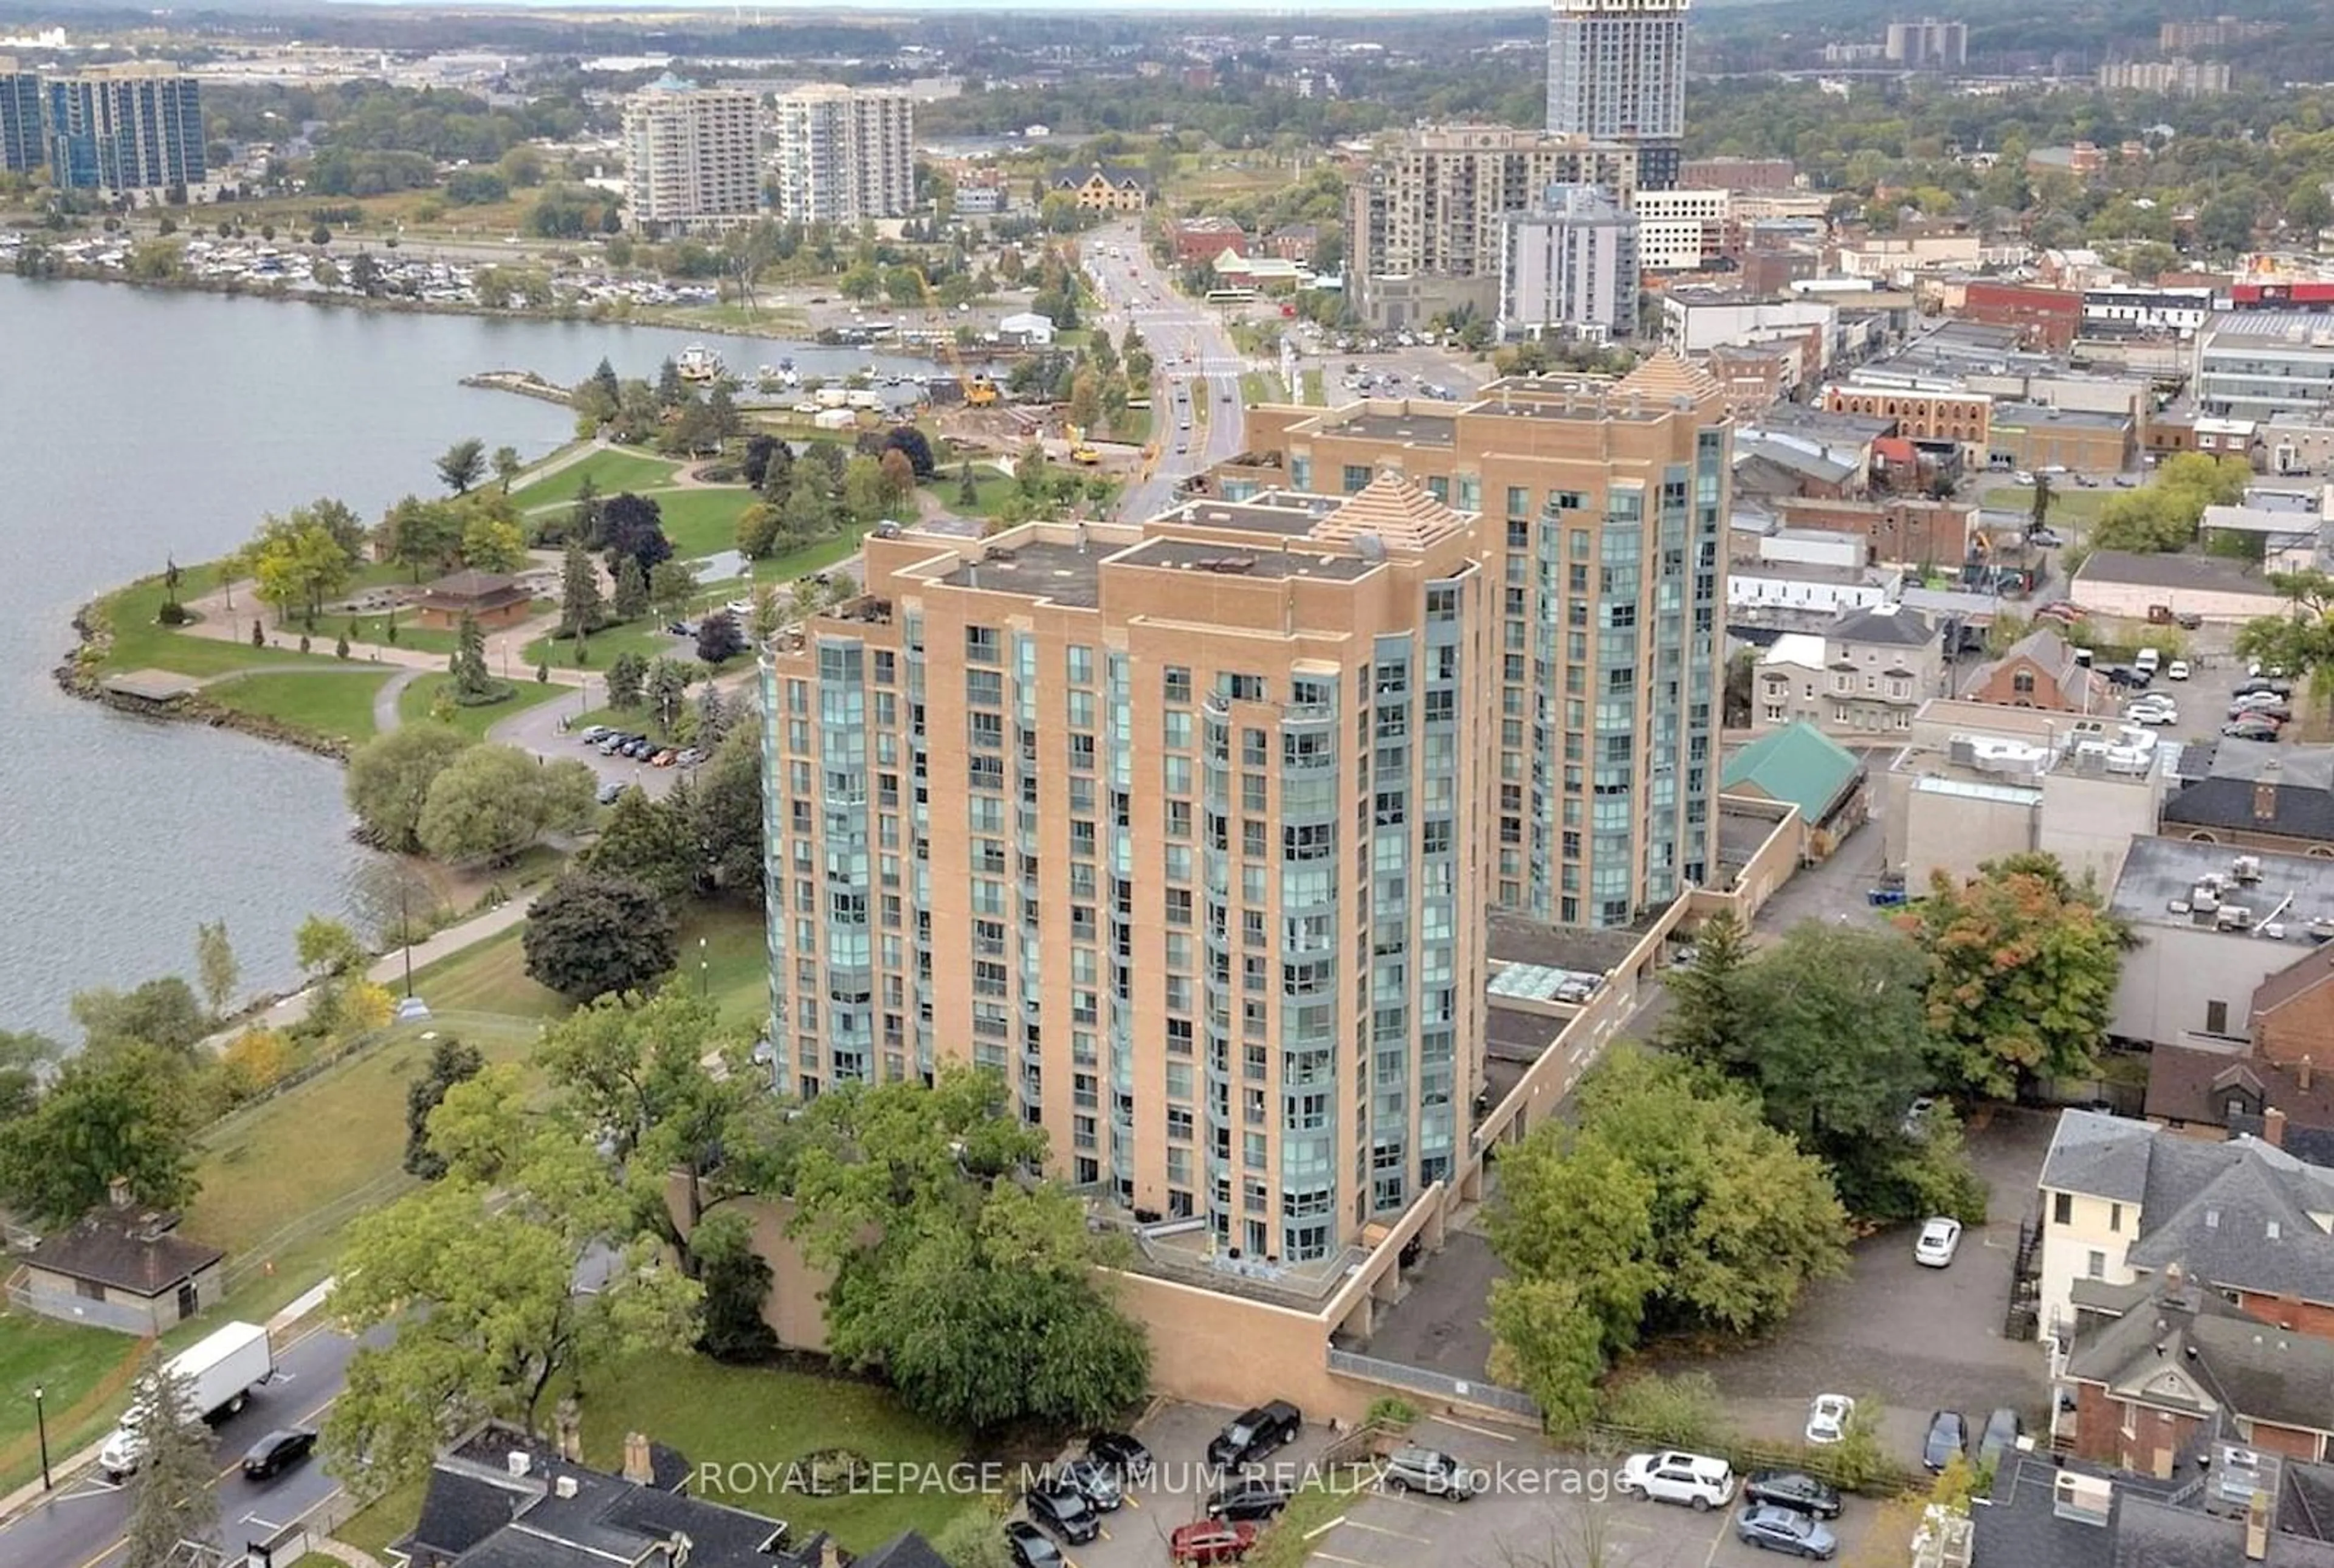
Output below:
[203,896,534,1046]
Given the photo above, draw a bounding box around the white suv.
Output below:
[1619,1451,1736,1511]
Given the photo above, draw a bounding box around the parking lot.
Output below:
[1303,1417,1887,1568]
[1042,1406,1896,1568]
[1650,1107,2053,1470]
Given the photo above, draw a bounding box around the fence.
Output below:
[1588,1422,1919,1499]
[1324,1348,1544,1423]
[221,1169,418,1295]
[238,1485,361,1567]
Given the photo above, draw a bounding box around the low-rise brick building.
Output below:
[1772,495,1977,567]
[1961,625,2109,712]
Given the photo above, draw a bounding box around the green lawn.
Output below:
[207,669,389,744]
[747,523,876,588]
[0,1314,144,1493]
[1977,481,2113,523]
[352,610,459,657]
[91,567,339,680]
[337,1352,965,1556]
[1114,403,1152,444]
[398,673,569,740]
[525,616,690,673]
[652,486,758,559]
[920,472,1019,520]
[408,906,768,1028]
[510,447,682,511]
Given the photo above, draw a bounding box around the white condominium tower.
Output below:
[772,84,916,225]
[622,77,762,236]
[1546,0,1689,191]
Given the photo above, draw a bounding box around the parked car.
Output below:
[1744,1471,1843,1520]
[2028,528,2064,548]
[2231,706,2291,726]
[1977,1408,2025,1470]
[1205,1478,1290,1522]
[2233,689,2288,709]
[1171,1521,1259,1564]
[675,748,703,767]
[1207,1401,1301,1470]
[1805,1394,1856,1445]
[2236,678,2294,699]
[2225,719,2284,741]
[1736,1504,1838,1559]
[596,781,625,806]
[1378,1445,1478,1499]
[1619,1452,1737,1511]
[2167,661,2191,681]
[1004,1520,1065,1568]
[241,1427,318,1480]
[579,724,610,743]
[2128,706,2180,727]
[1025,1482,1101,1544]
[1923,1411,1969,1473]
[1915,1217,1963,1267]
[1059,1457,1123,1511]
[1087,1431,1155,1485]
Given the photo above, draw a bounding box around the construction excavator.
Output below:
[940,334,999,407]
[1068,425,1100,465]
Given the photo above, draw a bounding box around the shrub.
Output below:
[1363,1396,1419,1430]
[156,600,191,626]
[1599,1371,1735,1456]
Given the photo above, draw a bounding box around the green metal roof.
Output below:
[1721,722,1863,824]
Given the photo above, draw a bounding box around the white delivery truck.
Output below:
[98,1321,273,1479]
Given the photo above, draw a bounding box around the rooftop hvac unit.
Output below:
[2218,904,2256,930]
[2192,884,2222,912]
[2234,855,2263,882]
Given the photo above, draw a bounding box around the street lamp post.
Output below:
[399,876,415,1000]
[698,937,709,1001]
[33,1385,49,1491]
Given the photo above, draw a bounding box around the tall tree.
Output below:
[347,724,474,853]
[613,555,650,622]
[193,919,239,1021]
[559,537,603,641]
[1904,853,2127,1099]
[460,509,526,575]
[404,1036,484,1180]
[418,748,598,866]
[601,493,672,578]
[71,978,207,1055]
[690,712,766,901]
[2028,472,2052,534]
[584,788,699,905]
[522,875,680,1002]
[119,1350,217,1567]
[649,559,698,623]
[567,472,605,549]
[0,1031,58,1124]
[379,495,464,583]
[492,445,525,492]
[436,437,487,496]
[695,611,747,667]
[1654,910,1752,1069]
[448,611,498,701]
[647,657,693,731]
[757,437,795,503]
[606,651,649,711]
[0,1044,198,1225]
[329,1070,701,1498]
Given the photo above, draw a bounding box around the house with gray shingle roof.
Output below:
[1977,1447,2334,1568]
[2039,1110,2334,1400]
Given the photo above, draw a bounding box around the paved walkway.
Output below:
[309,1535,388,1568]
[371,667,422,734]
[205,897,535,1045]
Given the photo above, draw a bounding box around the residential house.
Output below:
[1261,223,1321,264]
[398,1420,942,1568]
[1976,1447,2334,1568]
[1754,632,1828,731]
[2253,947,2334,1077]
[17,1186,225,1336]
[2107,838,2334,1049]
[2062,1271,2334,1469]
[1963,625,2109,713]
[2036,1109,2334,1363]
[411,569,531,633]
[2146,1047,2334,1161]
[1815,602,1943,736]
[1720,720,1868,853]
[2162,743,2334,858]
[1056,162,1151,212]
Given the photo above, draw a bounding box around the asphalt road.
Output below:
[0,1322,367,1568]
[1088,221,1246,522]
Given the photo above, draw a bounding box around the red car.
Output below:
[1171,1520,1259,1564]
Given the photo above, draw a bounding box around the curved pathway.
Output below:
[372,665,422,734]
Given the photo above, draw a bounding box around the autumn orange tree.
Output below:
[1902,852,2127,1100]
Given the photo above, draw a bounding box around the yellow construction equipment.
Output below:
[940,334,999,407]
[1068,425,1100,464]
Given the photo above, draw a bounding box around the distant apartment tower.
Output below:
[1498,183,1640,342]
[1345,126,1638,330]
[1546,0,1689,191]
[1234,357,1732,924]
[759,483,1495,1251]
[1884,19,1968,70]
[621,78,761,237]
[773,84,915,225]
[2160,15,2274,50]
[0,58,40,174]
[44,64,204,196]
[2097,58,2231,95]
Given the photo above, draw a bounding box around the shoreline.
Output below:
[5,256,825,344]
[51,585,359,765]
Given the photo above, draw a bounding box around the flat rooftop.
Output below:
[1487,912,1645,975]
[1730,560,1884,586]
[2205,310,2334,343]
[1991,401,2131,430]
[2074,548,2282,595]
[1151,495,1338,539]
[2110,836,2334,943]
[1324,408,1458,447]
[937,538,1107,608]
[1112,536,1380,582]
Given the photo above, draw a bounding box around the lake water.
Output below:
[0,277,905,1039]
